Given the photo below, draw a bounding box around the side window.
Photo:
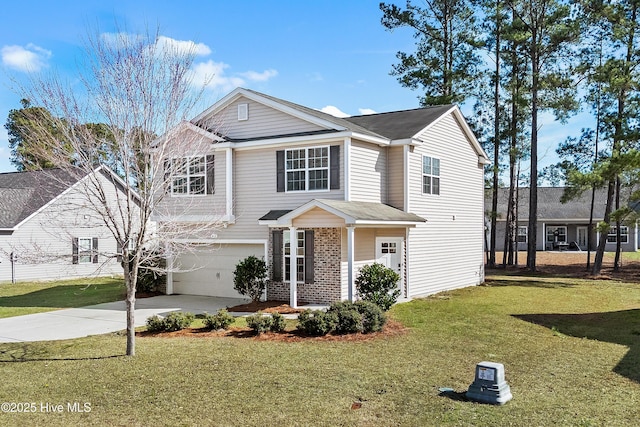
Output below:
[166,155,214,196]
[72,237,98,264]
[422,156,440,195]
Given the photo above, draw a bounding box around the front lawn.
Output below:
[0,278,125,318]
[0,274,639,426]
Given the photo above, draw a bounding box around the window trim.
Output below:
[517,226,527,243]
[607,225,629,244]
[422,155,440,195]
[284,146,330,193]
[170,155,207,197]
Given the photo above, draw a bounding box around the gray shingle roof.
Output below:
[343,105,455,140]
[0,169,81,228]
[260,200,425,224]
[243,89,453,141]
[489,187,617,221]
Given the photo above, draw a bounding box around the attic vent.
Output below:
[238,103,248,121]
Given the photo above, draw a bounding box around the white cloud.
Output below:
[1,43,51,72]
[358,108,377,115]
[156,36,211,56]
[239,69,278,82]
[320,106,350,118]
[190,60,278,92]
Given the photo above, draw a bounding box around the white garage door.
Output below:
[172,244,265,298]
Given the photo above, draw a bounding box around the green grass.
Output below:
[0,278,125,318]
[1,275,639,426]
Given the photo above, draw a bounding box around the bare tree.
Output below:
[10,27,224,356]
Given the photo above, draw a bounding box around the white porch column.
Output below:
[289,226,298,308]
[165,242,173,295]
[225,148,233,220]
[347,226,355,302]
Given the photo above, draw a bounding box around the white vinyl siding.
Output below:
[215,143,345,241]
[387,146,404,209]
[406,113,485,297]
[349,140,386,203]
[0,173,127,283]
[211,98,327,141]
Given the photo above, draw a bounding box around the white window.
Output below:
[284,230,305,282]
[517,226,527,243]
[422,156,440,195]
[285,147,329,192]
[238,103,248,121]
[78,238,94,264]
[171,156,206,196]
[607,226,629,244]
[546,226,567,243]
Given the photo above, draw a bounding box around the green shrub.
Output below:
[162,311,195,332]
[270,312,286,333]
[145,314,165,332]
[203,309,235,330]
[355,263,401,311]
[233,256,268,303]
[328,301,363,334]
[145,311,194,332]
[246,312,273,334]
[297,309,336,336]
[354,300,387,333]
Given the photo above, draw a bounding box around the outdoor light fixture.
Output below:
[466,361,512,405]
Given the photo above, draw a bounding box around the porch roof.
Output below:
[258,199,426,227]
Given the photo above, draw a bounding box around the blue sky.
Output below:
[0,0,587,175]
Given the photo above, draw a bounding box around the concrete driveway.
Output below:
[0,295,249,343]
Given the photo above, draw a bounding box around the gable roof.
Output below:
[490,187,617,221]
[0,166,139,230]
[260,199,426,226]
[188,88,489,163]
[0,169,81,229]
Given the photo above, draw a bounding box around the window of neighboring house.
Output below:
[285,146,329,192]
[607,225,629,243]
[72,237,98,264]
[546,226,567,243]
[517,226,527,243]
[422,156,440,195]
[284,230,305,282]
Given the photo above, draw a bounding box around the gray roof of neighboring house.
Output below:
[489,187,620,221]
[0,169,81,229]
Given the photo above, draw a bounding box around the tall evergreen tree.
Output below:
[380,0,481,105]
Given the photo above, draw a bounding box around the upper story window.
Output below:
[422,156,440,195]
[276,145,340,193]
[166,155,214,196]
[607,225,629,244]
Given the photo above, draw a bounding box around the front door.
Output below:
[577,226,588,250]
[375,237,404,295]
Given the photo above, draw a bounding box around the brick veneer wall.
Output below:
[267,227,342,304]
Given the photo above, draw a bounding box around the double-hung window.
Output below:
[284,230,305,282]
[546,226,567,243]
[72,237,98,264]
[517,226,527,243]
[171,156,206,195]
[607,226,629,243]
[422,156,440,195]
[285,147,329,191]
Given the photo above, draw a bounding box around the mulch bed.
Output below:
[137,318,408,342]
[226,300,305,314]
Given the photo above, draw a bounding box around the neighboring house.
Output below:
[157,88,489,306]
[0,167,133,283]
[488,187,640,252]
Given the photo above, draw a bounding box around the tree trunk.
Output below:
[614,176,621,271]
[527,29,539,272]
[490,9,501,268]
[593,180,615,274]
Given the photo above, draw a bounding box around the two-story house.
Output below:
[158,88,489,307]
